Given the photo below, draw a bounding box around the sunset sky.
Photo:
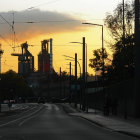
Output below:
[0,0,124,76]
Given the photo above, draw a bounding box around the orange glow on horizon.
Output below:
[0,26,112,76]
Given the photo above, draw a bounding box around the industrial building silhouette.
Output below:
[38,38,53,73]
[11,38,53,75]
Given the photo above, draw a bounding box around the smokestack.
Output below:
[50,38,53,72]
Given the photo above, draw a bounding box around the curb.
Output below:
[61,103,105,128]
[71,114,105,128]
[117,131,140,139]
[62,103,140,139]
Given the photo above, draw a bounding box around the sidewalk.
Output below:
[63,103,140,138]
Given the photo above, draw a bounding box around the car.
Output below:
[10,99,16,104]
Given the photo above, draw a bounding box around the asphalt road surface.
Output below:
[0,103,139,140]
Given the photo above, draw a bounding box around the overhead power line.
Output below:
[0,14,13,28]
[0,19,105,24]
[0,13,19,48]
[27,0,62,10]
[0,34,12,47]
[6,19,82,24]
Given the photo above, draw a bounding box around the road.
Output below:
[0,103,139,140]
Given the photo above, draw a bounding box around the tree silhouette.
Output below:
[104,1,134,42]
[0,70,33,101]
[104,1,135,84]
[89,48,108,74]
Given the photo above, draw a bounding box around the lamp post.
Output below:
[64,54,78,107]
[82,23,104,113]
[65,58,81,79]
[65,57,82,108]
[134,0,140,117]
[64,55,81,78]
[70,37,87,111]
[60,67,62,99]
[70,41,88,82]
[82,22,104,88]
[122,0,127,120]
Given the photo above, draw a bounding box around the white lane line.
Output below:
[0,106,43,127]
[5,106,38,118]
[54,105,59,111]
[44,103,52,110]
[44,103,60,111]
[19,108,44,126]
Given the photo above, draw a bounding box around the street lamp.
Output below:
[122,0,128,120]
[65,57,82,108]
[65,58,81,78]
[82,22,104,88]
[82,23,104,113]
[70,38,87,112]
[70,42,88,82]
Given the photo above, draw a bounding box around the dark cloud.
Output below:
[0,9,84,41]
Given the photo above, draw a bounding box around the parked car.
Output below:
[10,99,16,104]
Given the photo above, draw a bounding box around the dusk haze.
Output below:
[0,0,140,140]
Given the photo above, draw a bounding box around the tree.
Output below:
[89,48,108,74]
[104,1,134,42]
[112,34,134,68]
[0,70,33,101]
[104,1,135,84]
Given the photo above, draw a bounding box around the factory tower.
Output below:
[38,38,53,73]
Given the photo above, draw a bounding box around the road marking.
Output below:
[44,103,60,111]
[54,105,59,111]
[19,112,41,126]
[5,105,38,118]
[19,106,45,126]
[0,106,43,127]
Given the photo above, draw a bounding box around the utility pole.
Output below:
[134,0,140,117]
[82,37,86,111]
[60,67,62,99]
[69,62,71,104]
[122,0,127,120]
[75,53,77,108]
[60,67,61,77]
[75,53,77,80]
[82,37,85,83]
[70,62,71,79]
[123,0,125,40]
